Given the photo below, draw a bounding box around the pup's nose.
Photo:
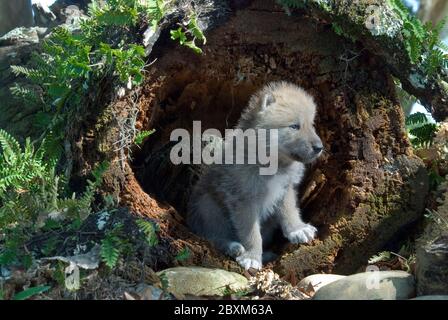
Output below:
[313,145,323,154]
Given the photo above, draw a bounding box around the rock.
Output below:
[416,179,448,296]
[313,271,415,300]
[412,295,448,300]
[416,235,448,295]
[0,26,46,141]
[134,283,173,300]
[157,267,248,297]
[298,274,346,293]
[33,3,58,28]
[0,27,46,46]
[59,5,88,32]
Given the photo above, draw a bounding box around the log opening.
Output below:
[120,1,429,277]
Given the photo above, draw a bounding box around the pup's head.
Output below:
[238,81,323,164]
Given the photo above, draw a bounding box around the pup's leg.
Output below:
[231,204,263,270]
[225,241,245,258]
[188,192,243,257]
[277,185,317,244]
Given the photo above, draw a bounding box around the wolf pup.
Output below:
[187,81,323,270]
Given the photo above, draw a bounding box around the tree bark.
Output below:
[297,0,448,122]
[0,0,34,37]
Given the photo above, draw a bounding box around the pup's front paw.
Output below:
[287,224,317,244]
[226,241,245,258]
[236,252,262,270]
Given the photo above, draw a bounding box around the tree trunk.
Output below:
[0,0,34,37]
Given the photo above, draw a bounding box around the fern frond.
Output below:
[388,0,410,20]
[100,224,124,269]
[405,112,429,126]
[10,65,45,83]
[10,84,41,104]
[100,234,121,268]
[0,129,22,159]
[134,129,155,146]
[136,219,158,246]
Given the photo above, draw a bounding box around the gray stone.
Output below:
[416,235,448,296]
[134,283,173,300]
[313,271,415,300]
[33,3,58,28]
[298,274,346,293]
[157,267,248,297]
[0,27,42,46]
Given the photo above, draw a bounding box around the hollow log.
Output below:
[1,0,433,278]
[58,0,429,278]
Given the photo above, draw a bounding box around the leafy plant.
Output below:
[175,247,190,262]
[136,218,158,246]
[134,129,155,146]
[0,130,108,268]
[0,129,48,197]
[170,11,206,54]
[100,223,127,269]
[9,0,164,150]
[368,251,391,264]
[405,112,438,148]
[100,233,121,269]
[387,0,448,76]
[12,285,51,300]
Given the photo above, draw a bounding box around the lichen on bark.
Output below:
[292,0,448,121]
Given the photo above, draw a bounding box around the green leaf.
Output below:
[170,28,187,44]
[12,285,51,300]
[136,219,158,246]
[175,247,191,262]
[101,236,120,269]
[134,130,155,146]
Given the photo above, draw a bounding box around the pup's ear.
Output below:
[261,93,275,111]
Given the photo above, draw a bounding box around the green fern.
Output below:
[136,218,158,246]
[101,235,121,268]
[100,224,124,269]
[72,161,109,220]
[10,84,41,104]
[10,65,45,83]
[368,251,392,264]
[134,129,155,146]
[170,11,206,54]
[0,130,108,269]
[405,112,428,126]
[388,0,448,74]
[9,0,163,150]
[0,129,47,196]
[175,247,191,262]
[405,112,438,148]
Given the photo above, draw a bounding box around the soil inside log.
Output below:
[81,1,428,278]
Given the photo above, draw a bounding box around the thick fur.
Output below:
[187,82,323,270]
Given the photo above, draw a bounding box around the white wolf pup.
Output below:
[187,81,323,270]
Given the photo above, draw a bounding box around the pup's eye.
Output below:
[289,124,301,130]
